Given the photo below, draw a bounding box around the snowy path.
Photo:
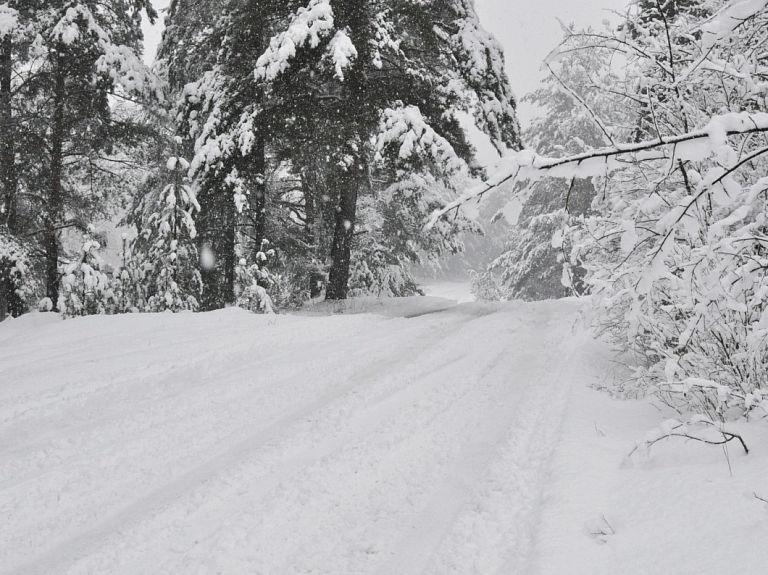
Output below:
[0,299,594,575]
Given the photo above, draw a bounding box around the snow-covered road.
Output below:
[0,298,597,575]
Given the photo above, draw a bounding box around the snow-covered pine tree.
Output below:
[0,228,29,320]
[57,226,116,317]
[131,148,202,312]
[488,28,622,301]
[234,239,276,313]
[0,2,24,238]
[2,1,162,307]
[162,0,281,309]
[174,0,522,303]
[157,0,227,91]
[109,232,145,314]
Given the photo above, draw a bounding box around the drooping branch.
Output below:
[427,112,768,227]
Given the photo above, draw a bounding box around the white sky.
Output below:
[143,0,627,127]
[475,0,627,125]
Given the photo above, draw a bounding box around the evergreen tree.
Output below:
[57,225,115,317]
[130,146,202,312]
[1,1,161,307]
[489,29,621,301]
[172,0,521,305]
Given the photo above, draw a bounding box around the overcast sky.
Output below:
[143,0,626,126]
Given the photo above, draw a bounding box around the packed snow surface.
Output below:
[1,296,767,574]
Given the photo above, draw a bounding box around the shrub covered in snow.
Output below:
[57,229,116,318]
[234,240,275,314]
[431,0,768,420]
[469,270,504,302]
[0,232,30,320]
[131,153,202,313]
[110,233,147,314]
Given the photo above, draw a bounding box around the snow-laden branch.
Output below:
[325,29,357,80]
[427,111,768,228]
[0,3,18,38]
[376,105,466,174]
[700,0,768,49]
[50,4,164,100]
[254,0,335,83]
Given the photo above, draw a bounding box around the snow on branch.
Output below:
[427,112,768,228]
[700,0,768,49]
[629,417,749,461]
[376,105,466,174]
[50,4,163,100]
[325,29,357,80]
[254,0,335,83]
[0,3,18,38]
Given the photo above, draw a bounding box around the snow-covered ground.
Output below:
[1,294,767,574]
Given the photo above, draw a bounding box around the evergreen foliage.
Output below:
[0,0,161,309]
[57,227,116,317]
[165,0,521,306]
[0,229,29,320]
[130,148,202,312]
[0,1,517,318]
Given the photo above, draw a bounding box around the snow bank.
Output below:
[531,340,768,575]
[298,294,461,318]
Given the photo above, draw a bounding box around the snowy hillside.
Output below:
[2,298,767,574]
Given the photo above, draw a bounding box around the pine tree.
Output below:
[0,228,29,320]
[2,1,161,307]
[489,28,620,300]
[130,146,202,312]
[57,225,115,317]
[173,0,522,305]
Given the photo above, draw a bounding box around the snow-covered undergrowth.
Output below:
[1,297,767,574]
[534,378,768,575]
[431,0,768,422]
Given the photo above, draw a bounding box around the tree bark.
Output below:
[198,196,236,310]
[222,200,236,304]
[326,164,360,300]
[303,167,325,298]
[0,267,7,322]
[251,130,267,251]
[0,35,17,234]
[45,52,66,305]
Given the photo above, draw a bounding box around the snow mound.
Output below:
[297,294,459,318]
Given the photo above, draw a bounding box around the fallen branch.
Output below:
[644,429,749,455]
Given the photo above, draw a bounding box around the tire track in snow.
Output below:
[3,308,485,575]
[415,309,583,575]
[1,300,590,575]
[0,310,469,486]
[132,306,568,575]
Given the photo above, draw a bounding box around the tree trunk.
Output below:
[222,200,236,304]
[324,1,370,300]
[0,36,17,234]
[0,272,7,322]
[45,54,66,305]
[251,130,267,251]
[303,172,325,298]
[326,166,360,300]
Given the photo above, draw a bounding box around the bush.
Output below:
[0,232,30,320]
